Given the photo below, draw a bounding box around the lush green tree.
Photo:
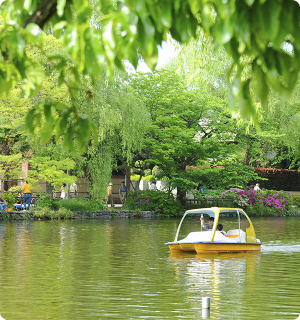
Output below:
[1,0,299,150]
[170,30,300,171]
[29,156,76,191]
[0,153,23,190]
[130,69,240,203]
[186,162,263,194]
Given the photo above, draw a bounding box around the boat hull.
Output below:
[166,242,261,254]
[167,243,195,253]
[194,242,261,253]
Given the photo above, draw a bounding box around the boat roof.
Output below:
[184,207,244,218]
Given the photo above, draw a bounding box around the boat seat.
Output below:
[178,231,212,243]
[225,229,246,242]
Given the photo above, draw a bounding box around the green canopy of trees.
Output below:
[1,0,300,150]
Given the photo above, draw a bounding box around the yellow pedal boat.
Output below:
[165,207,262,254]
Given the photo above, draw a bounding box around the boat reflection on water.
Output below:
[167,252,261,318]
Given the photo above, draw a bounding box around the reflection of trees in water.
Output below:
[167,252,261,317]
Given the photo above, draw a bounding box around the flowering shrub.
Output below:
[220,187,292,213]
[220,188,249,208]
[124,190,182,217]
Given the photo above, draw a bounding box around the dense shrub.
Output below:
[33,207,75,219]
[36,194,105,211]
[291,195,300,207]
[245,204,280,216]
[55,198,105,211]
[124,190,183,217]
[35,193,55,209]
[220,187,292,215]
[3,192,16,209]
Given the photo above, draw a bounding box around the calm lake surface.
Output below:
[0,217,300,320]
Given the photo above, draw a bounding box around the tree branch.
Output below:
[22,0,62,29]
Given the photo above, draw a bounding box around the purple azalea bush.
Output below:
[220,186,291,211]
[136,194,150,206]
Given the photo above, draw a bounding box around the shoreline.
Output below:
[1,209,300,220]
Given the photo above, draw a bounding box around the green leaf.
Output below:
[58,71,65,86]
[44,104,54,123]
[53,21,68,38]
[138,15,155,56]
[201,4,214,31]
[23,63,45,97]
[161,1,172,28]
[41,123,54,145]
[261,0,281,41]
[76,117,90,153]
[63,126,75,151]
[67,67,81,96]
[64,25,79,60]
[224,38,240,63]
[57,0,67,17]
[84,30,102,76]
[55,112,69,141]
[245,0,255,6]
[252,62,269,106]
[293,5,300,51]
[102,19,116,61]
[239,79,256,119]
[25,108,36,134]
[25,23,43,44]
[23,0,32,11]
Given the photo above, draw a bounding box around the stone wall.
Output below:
[0,210,157,220]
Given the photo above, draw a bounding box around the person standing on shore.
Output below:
[60,184,67,200]
[70,181,78,198]
[107,182,114,207]
[119,181,128,205]
[254,183,261,191]
[149,181,157,191]
[22,181,33,210]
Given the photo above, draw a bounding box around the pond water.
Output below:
[0,217,300,319]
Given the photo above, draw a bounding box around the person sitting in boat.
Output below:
[217,223,226,235]
[200,216,214,230]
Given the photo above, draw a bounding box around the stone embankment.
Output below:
[0,210,157,220]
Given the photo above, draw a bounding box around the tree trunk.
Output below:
[177,187,186,206]
[46,181,54,196]
[243,146,251,165]
[22,0,71,29]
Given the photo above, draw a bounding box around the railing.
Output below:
[186,198,234,205]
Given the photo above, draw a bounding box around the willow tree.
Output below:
[75,70,149,200]
[261,82,300,169]
[170,33,232,100]
[1,1,300,151]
